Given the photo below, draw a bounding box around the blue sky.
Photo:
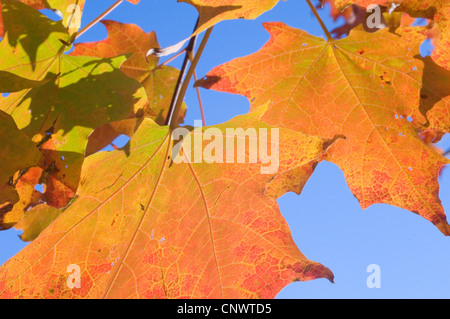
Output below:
[1,0,449,299]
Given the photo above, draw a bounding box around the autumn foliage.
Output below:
[0,0,449,299]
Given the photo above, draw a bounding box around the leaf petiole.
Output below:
[165,19,200,127]
[169,26,213,131]
[160,49,187,66]
[306,0,333,41]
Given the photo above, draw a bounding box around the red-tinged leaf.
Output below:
[197,22,450,235]
[0,111,41,226]
[0,167,43,230]
[336,0,450,70]
[321,1,417,38]
[0,105,334,299]
[320,0,354,21]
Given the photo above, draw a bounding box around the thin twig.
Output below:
[165,18,200,126]
[193,70,206,126]
[169,27,214,131]
[74,0,124,41]
[306,0,333,41]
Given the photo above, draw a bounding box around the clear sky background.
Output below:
[1,0,449,299]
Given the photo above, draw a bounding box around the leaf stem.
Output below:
[306,0,333,41]
[165,19,200,126]
[160,49,187,66]
[169,27,213,131]
[193,70,206,126]
[74,0,124,41]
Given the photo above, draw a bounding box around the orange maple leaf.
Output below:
[0,106,334,298]
[197,22,450,235]
[336,0,450,70]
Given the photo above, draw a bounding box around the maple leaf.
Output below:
[149,0,281,56]
[70,20,183,126]
[336,0,450,70]
[1,54,147,206]
[185,0,280,32]
[0,0,70,76]
[0,105,334,299]
[0,111,41,225]
[196,22,450,235]
[0,0,148,224]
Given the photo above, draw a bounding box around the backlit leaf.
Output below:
[336,0,450,70]
[0,105,334,298]
[0,0,148,223]
[184,0,281,33]
[0,111,41,224]
[197,22,450,234]
[71,20,183,125]
[149,0,282,57]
